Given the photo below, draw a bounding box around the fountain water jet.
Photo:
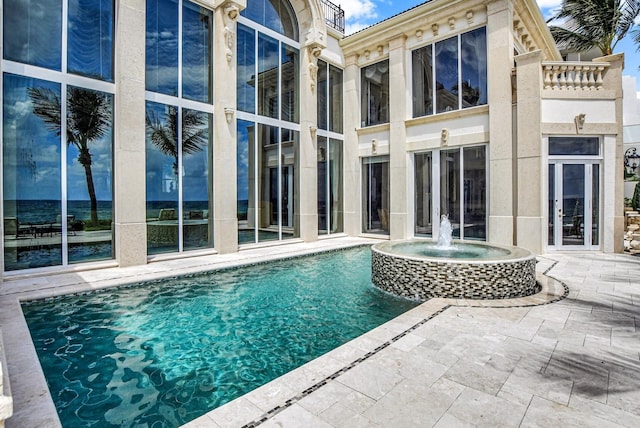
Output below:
[437,215,453,248]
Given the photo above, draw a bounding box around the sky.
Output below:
[339,0,640,95]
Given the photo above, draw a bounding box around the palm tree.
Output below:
[29,86,112,226]
[145,106,208,176]
[547,0,640,56]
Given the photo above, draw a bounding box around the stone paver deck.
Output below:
[1,239,640,427]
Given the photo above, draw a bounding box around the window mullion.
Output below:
[457,35,462,111]
[61,83,69,264]
[431,44,436,116]
[62,0,69,74]
[178,0,183,99]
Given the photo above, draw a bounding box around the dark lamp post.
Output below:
[625,147,640,175]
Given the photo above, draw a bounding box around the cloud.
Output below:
[341,0,377,21]
[345,21,372,35]
[537,0,563,21]
[536,0,562,7]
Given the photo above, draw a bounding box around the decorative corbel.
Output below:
[307,44,322,93]
[441,128,449,146]
[364,49,370,59]
[574,113,586,133]
[377,45,384,55]
[466,10,474,24]
[310,125,317,139]
[223,3,240,63]
[224,107,235,123]
[432,23,439,37]
[371,139,377,154]
[416,29,423,41]
[448,17,456,29]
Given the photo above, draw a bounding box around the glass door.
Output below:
[363,157,389,234]
[549,162,600,249]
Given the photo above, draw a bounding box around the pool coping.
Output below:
[0,238,567,428]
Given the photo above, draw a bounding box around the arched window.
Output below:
[236,0,301,246]
[241,0,298,41]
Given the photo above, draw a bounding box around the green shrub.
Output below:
[633,182,640,210]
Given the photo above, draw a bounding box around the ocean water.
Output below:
[23,246,417,427]
[3,200,211,224]
[4,200,113,224]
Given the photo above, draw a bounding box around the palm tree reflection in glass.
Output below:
[28,86,112,226]
[145,106,208,178]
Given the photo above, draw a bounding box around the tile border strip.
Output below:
[241,306,451,427]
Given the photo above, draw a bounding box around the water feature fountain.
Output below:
[371,215,538,301]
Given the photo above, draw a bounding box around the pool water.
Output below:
[23,246,417,427]
[389,241,512,260]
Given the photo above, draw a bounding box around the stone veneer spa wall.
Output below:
[371,240,537,301]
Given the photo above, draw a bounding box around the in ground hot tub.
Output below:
[371,240,537,301]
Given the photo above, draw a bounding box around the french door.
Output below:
[548,161,600,249]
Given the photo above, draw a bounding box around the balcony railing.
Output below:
[321,0,345,33]
[542,62,610,91]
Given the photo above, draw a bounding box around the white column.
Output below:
[486,0,515,245]
[388,35,409,240]
[515,50,543,253]
[211,0,245,253]
[297,43,323,242]
[114,0,148,267]
[342,53,362,235]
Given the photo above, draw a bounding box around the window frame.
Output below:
[411,26,487,118]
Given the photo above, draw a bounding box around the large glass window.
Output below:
[363,157,389,234]
[182,0,213,103]
[318,60,343,133]
[146,0,179,96]
[415,153,433,236]
[414,147,486,240]
[412,28,487,117]
[318,137,343,235]
[237,24,256,113]
[281,44,299,123]
[3,0,62,70]
[2,1,115,272]
[412,47,433,118]
[237,121,299,244]
[440,149,461,237]
[435,38,459,114]
[461,27,487,108]
[3,75,63,270]
[145,0,214,255]
[361,60,389,127]
[237,120,255,244]
[240,0,298,41]
[68,0,114,81]
[237,29,300,123]
[237,0,301,245]
[317,61,343,235]
[145,103,212,254]
[462,146,486,239]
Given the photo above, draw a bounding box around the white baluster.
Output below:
[543,65,552,89]
[551,66,559,90]
[559,65,567,89]
[565,65,574,90]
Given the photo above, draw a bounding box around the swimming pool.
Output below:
[22,246,417,427]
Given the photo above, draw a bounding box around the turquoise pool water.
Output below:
[22,246,417,427]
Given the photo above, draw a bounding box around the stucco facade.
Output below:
[0,0,624,278]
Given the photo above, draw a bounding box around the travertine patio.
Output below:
[1,238,640,427]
